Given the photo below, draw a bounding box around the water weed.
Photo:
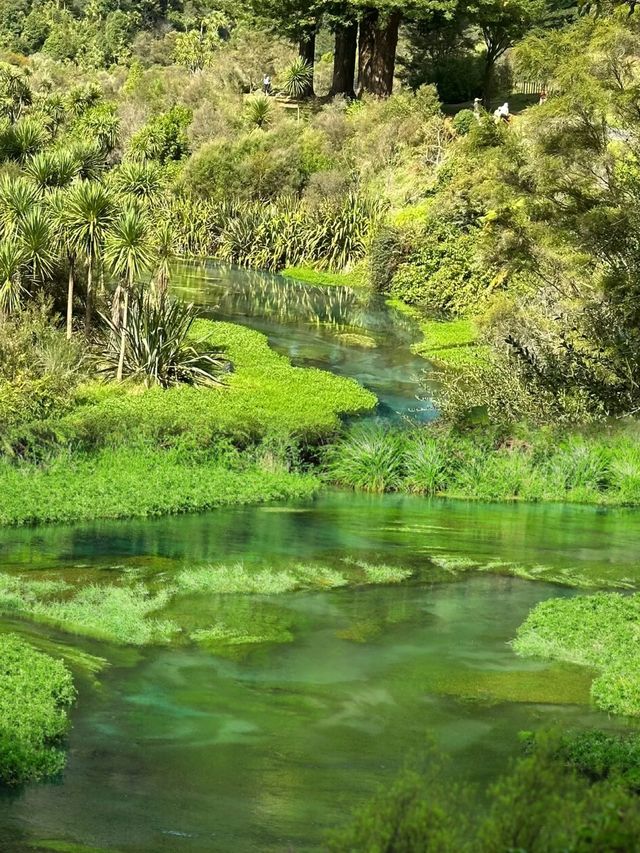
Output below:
[513,593,640,716]
[29,585,179,646]
[0,634,75,785]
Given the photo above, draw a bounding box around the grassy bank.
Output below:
[2,320,375,527]
[0,634,75,785]
[385,300,485,368]
[326,424,640,506]
[14,321,376,456]
[514,593,640,717]
[281,266,367,289]
[0,447,319,527]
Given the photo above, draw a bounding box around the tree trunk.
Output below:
[84,254,92,335]
[358,8,401,97]
[116,286,129,382]
[331,20,358,98]
[481,56,496,107]
[298,31,316,98]
[66,261,74,340]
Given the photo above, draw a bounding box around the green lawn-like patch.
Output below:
[28,321,376,453]
[1,319,377,527]
[0,634,75,785]
[0,447,319,527]
[413,318,488,368]
[281,266,367,289]
[384,301,486,368]
[513,593,640,716]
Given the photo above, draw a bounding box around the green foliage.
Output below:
[281,266,366,288]
[176,563,349,595]
[531,730,640,791]
[171,193,383,272]
[514,592,640,716]
[0,634,75,785]
[329,745,640,852]
[35,320,376,453]
[128,106,192,164]
[389,217,495,317]
[326,425,406,493]
[245,94,273,129]
[279,57,313,99]
[0,301,85,434]
[452,108,477,136]
[327,423,640,505]
[0,446,319,526]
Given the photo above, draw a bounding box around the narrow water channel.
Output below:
[173,260,438,422]
[1,268,638,852]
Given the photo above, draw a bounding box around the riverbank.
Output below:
[326,423,640,507]
[0,447,319,527]
[0,319,372,527]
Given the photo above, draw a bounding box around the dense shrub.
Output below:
[452,109,477,136]
[390,219,494,316]
[329,745,640,852]
[0,634,75,785]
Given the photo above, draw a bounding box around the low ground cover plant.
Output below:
[513,593,640,716]
[0,634,75,786]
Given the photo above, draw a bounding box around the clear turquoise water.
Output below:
[1,493,638,852]
[172,260,439,422]
[1,268,638,851]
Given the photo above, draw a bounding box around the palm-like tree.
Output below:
[111,160,164,205]
[46,188,78,339]
[12,117,48,163]
[65,181,115,334]
[0,241,26,315]
[17,207,57,286]
[0,175,42,233]
[104,207,155,381]
[24,149,79,191]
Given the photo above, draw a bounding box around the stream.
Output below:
[0,266,638,852]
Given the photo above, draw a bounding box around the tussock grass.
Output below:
[327,424,640,506]
[513,593,640,716]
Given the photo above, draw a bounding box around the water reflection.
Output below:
[172,260,438,422]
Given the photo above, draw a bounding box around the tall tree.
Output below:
[249,0,323,96]
[65,181,115,334]
[326,3,359,97]
[467,0,549,103]
[104,207,154,382]
[358,5,403,96]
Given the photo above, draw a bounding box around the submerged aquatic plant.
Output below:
[29,584,179,646]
